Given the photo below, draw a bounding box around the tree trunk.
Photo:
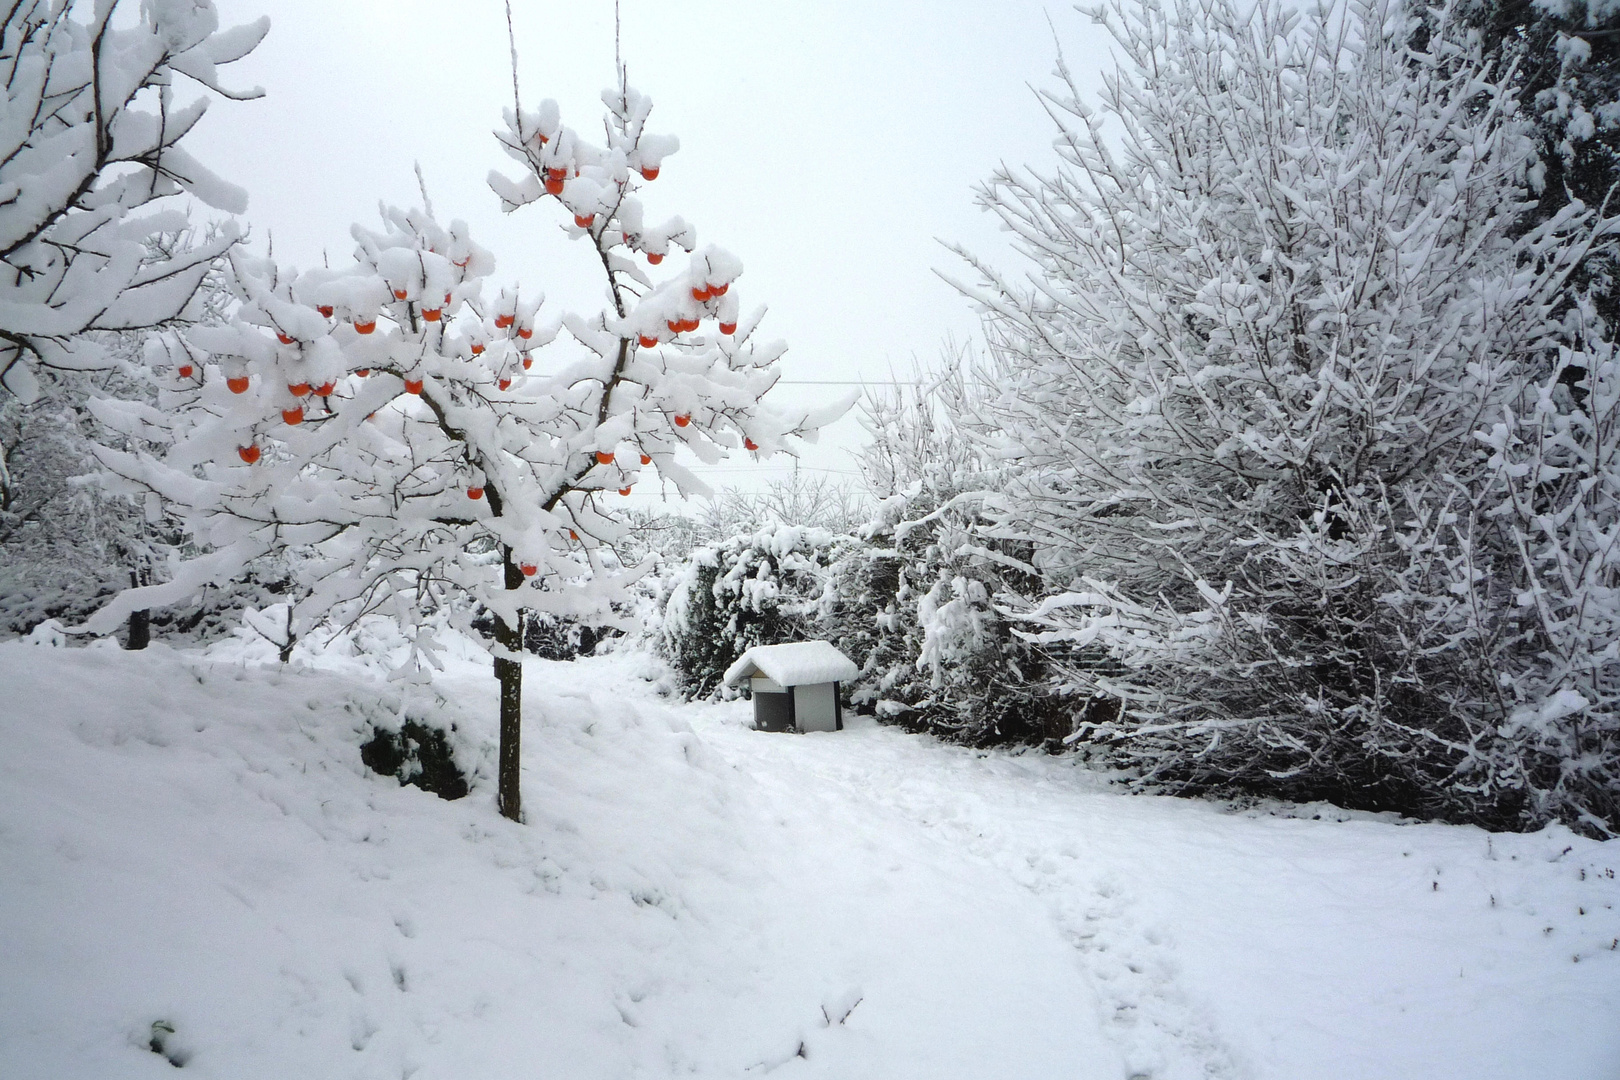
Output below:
[125,569,149,650]
[125,608,150,650]
[494,547,525,821]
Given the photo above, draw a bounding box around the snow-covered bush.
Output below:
[87,78,834,820]
[1,366,135,634]
[1465,0,1620,330]
[965,0,1619,831]
[0,1,266,402]
[662,522,843,699]
[821,366,1067,744]
[1,235,252,646]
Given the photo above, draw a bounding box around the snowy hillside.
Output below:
[1,640,1617,1079]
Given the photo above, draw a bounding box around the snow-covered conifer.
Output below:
[662,522,843,700]
[822,364,1063,743]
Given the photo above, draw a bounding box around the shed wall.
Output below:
[793,682,839,733]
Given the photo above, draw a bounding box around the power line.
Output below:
[774,379,999,387]
[680,464,861,475]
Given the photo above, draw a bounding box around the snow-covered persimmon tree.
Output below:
[960,0,1618,831]
[85,79,835,822]
[0,0,267,403]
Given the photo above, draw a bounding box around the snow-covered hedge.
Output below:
[661,523,843,700]
[818,489,1067,746]
[960,0,1620,833]
[661,370,1069,747]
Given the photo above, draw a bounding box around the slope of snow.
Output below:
[0,638,1617,1080]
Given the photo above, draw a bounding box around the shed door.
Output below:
[753,689,794,732]
[793,682,838,732]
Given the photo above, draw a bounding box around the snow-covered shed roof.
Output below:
[723,641,858,688]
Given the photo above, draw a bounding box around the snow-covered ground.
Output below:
[1,638,1617,1079]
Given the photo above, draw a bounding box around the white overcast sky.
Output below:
[187,1,1112,498]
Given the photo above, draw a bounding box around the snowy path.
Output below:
[684,706,1240,1080]
[1,642,1618,1079]
[679,690,1620,1080]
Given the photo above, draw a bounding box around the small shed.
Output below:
[723,641,858,733]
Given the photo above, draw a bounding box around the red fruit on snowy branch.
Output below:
[283,407,304,425]
[277,332,294,345]
[744,438,758,451]
[355,369,371,377]
[318,305,335,318]
[94,82,829,836]
[227,376,250,394]
[719,322,737,335]
[641,166,659,180]
[237,444,260,464]
[315,382,335,397]
[288,382,310,396]
[177,365,194,378]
